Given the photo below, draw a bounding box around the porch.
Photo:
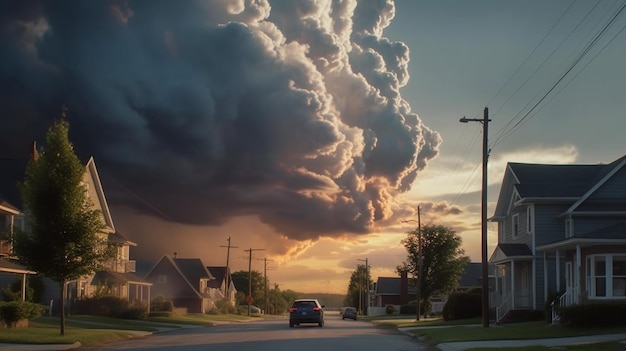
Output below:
[490,243,535,323]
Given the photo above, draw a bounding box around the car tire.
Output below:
[289,321,294,328]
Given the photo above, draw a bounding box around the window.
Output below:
[499,221,505,243]
[526,206,533,234]
[157,275,167,285]
[512,214,519,239]
[587,255,626,298]
[565,218,573,238]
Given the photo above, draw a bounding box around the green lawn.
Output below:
[0,313,272,347]
[371,315,626,350]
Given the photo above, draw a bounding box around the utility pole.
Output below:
[220,237,238,300]
[264,257,274,314]
[417,206,422,321]
[245,248,264,316]
[460,107,491,328]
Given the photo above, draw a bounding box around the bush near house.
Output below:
[442,291,481,321]
[559,301,626,328]
[149,295,175,317]
[400,300,433,316]
[385,304,396,314]
[71,296,148,319]
[0,301,42,327]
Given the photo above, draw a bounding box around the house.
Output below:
[64,157,152,307]
[145,256,224,313]
[489,155,626,323]
[372,271,416,311]
[0,151,151,308]
[206,266,237,306]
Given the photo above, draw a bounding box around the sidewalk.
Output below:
[398,326,626,351]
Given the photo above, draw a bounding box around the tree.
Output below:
[231,270,265,307]
[398,224,470,315]
[14,118,111,336]
[344,264,371,314]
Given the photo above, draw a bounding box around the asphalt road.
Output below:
[82,315,436,351]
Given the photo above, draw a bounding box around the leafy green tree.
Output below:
[231,270,265,307]
[398,224,470,314]
[14,118,112,335]
[344,264,371,314]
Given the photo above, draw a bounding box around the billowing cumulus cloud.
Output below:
[0,0,441,242]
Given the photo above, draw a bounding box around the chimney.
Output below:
[400,270,408,304]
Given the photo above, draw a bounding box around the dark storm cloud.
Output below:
[0,0,441,240]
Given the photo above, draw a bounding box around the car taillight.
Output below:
[313,307,321,312]
[289,307,297,312]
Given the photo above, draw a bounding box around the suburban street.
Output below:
[81,314,436,351]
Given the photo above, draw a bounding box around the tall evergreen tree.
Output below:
[398,224,470,314]
[14,117,110,336]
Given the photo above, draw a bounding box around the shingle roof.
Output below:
[172,258,214,288]
[510,155,626,199]
[577,222,626,240]
[206,266,227,288]
[510,163,602,198]
[0,257,35,274]
[91,270,151,285]
[375,277,416,295]
[497,243,533,257]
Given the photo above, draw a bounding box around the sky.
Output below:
[1,0,625,294]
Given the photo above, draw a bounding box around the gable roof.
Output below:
[146,256,216,299]
[493,155,626,219]
[490,243,533,264]
[458,262,482,288]
[374,277,416,295]
[206,266,230,289]
[84,157,115,233]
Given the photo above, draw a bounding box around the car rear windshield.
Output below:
[293,301,318,308]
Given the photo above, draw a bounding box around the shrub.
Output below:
[151,295,174,312]
[120,304,149,320]
[559,301,626,328]
[399,304,416,315]
[385,304,396,315]
[71,296,129,317]
[0,301,42,327]
[442,292,481,321]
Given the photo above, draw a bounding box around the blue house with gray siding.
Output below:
[489,155,626,323]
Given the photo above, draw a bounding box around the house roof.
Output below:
[458,263,482,288]
[510,163,603,198]
[107,231,137,247]
[91,270,152,286]
[374,277,416,295]
[0,257,36,274]
[206,266,229,289]
[537,222,626,251]
[171,257,215,286]
[490,244,533,264]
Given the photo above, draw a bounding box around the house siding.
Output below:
[533,205,569,246]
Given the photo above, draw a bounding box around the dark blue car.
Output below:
[289,299,325,327]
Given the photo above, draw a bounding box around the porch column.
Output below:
[555,250,560,292]
[535,251,548,308]
[575,245,581,303]
[530,257,537,309]
[511,260,516,307]
[21,273,26,301]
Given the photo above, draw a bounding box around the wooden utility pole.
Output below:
[245,248,264,316]
[220,237,238,299]
[417,206,422,321]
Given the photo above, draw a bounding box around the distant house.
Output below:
[489,155,626,323]
[458,262,482,290]
[207,266,237,306]
[372,271,416,308]
[145,256,224,313]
